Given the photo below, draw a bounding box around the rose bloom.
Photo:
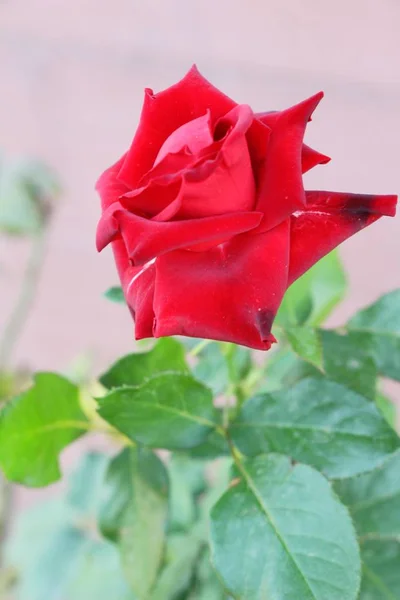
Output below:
[96,66,397,350]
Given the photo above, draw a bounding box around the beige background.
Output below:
[0,0,399,506]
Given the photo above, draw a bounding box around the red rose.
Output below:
[96,66,397,350]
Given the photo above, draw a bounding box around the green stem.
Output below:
[0,229,48,572]
[189,339,212,357]
[0,230,47,370]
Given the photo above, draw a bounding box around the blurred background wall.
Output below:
[1,0,399,372]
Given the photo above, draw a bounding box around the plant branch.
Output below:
[0,230,47,370]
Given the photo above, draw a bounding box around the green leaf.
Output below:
[320,330,377,399]
[5,452,132,600]
[348,289,400,381]
[99,448,168,597]
[359,541,400,600]
[104,286,125,304]
[192,549,226,600]
[99,449,133,543]
[124,448,168,598]
[284,327,324,370]
[100,338,188,389]
[335,450,400,599]
[210,454,361,600]
[67,452,109,514]
[168,454,207,532]
[150,533,201,600]
[98,373,218,449]
[276,251,346,327]
[191,342,230,396]
[188,429,230,459]
[335,449,400,539]
[231,378,399,478]
[0,373,88,486]
[283,329,377,399]
[376,391,397,428]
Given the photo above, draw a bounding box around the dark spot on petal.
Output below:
[256,308,275,340]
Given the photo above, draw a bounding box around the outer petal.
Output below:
[256,111,330,175]
[152,220,290,350]
[255,93,323,230]
[301,144,331,174]
[101,208,263,265]
[96,154,129,210]
[288,191,397,284]
[123,263,156,339]
[96,157,132,278]
[118,65,236,188]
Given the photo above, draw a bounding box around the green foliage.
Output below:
[348,289,400,381]
[100,447,168,599]
[335,450,400,598]
[168,454,207,531]
[0,157,59,235]
[2,253,400,600]
[210,454,361,600]
[231,378,399,479]
[0,373,88,486]
[100,338,188,389]
[104,286,126,304]
[98,373,218,449]
[183,339,252,396]
[5,453,132,600]
[276,251,346,327]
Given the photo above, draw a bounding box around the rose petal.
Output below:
[175,104,256,218]
[123,263,156,339]
[124,104,257,221]
[288,191,398,284]
[152,220,290,350]
[154,111,213,165]
[255,92,324,229]
[256,111,330,175]
[117,209,264,265]
[301,144,331,173]
[118,65,236,189]
[121,178,184,220]
[96,154,129,210]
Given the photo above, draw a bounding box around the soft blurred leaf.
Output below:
[188,429,230,459]
[6,452,132,600]
[335,450,400,599]
[168,454,206,532]
[359,540,400,600]
[190,342,230,396]
[101,448,168,598]
[192,549,226,600]
[150,533,201,600]
[100,338,188,389]
[98,373,218,449]
[376,391,397,428]
[231,378,399,478]
[210,454,360,600]
[348,289,400,381]
[0,373,88,486]
[104,286,125,304]
[276,251,346,327]
[0,158,59,235]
